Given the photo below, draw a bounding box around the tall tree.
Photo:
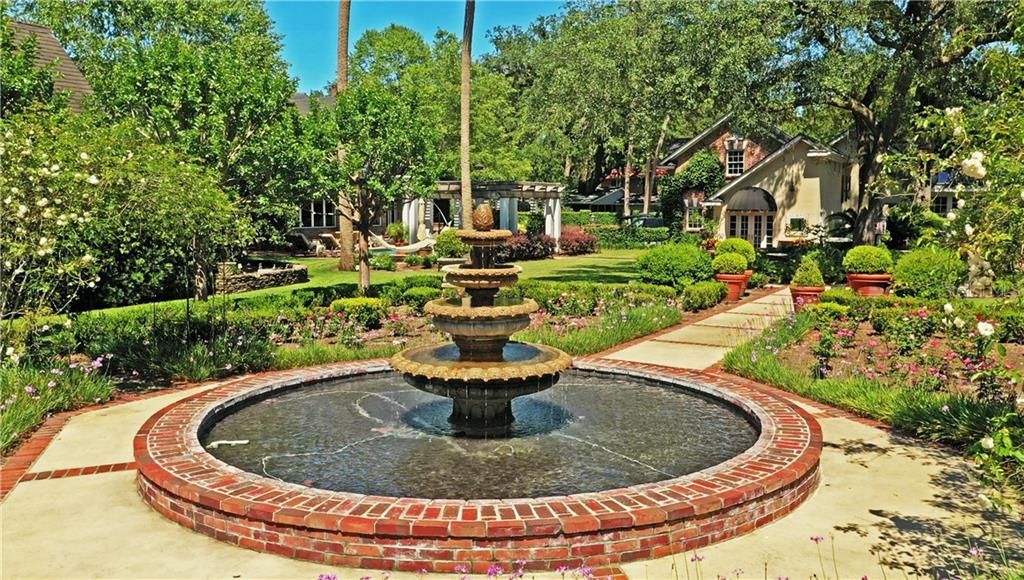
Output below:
[336,0,355,271]
[460,0,474,228]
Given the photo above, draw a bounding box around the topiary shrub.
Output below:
[558,227,598,255]
[682,281,728,311]
[368,254,396,271]
[401,287,441,313]
[716,238,756,266]
[636,244,714,289]
[892,247,966,300]
[434,228,469,258]
[792,256,825,287]
[842,245,894,274]
[712,252,748,274]
[329,297,386,329]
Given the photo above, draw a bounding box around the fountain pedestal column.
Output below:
[391,203,572,437]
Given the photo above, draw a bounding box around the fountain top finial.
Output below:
[472,202,495,232]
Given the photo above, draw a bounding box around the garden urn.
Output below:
[715,273,747,302]
[846,273,892,296]
[790,285,825,311]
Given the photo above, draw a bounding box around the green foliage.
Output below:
[842,245,894,274]
[434,228,469,258]
[791,256,825,287]
[516,304,682,356]
[401,287,440,313]
[0,15,65,117]
[711,253,747,275]
[636,243,713,289]
[403,254,424,267]
[748,272,769,289]
[368,254,396,271]
[681,281,727,311]
[661,150,725,229]
[584,225,671,249]
[871,306,939,355]
[0,362,114,451]
[715,238,756,265]
[893,248,966,300]
[396,275,444,291]
[385,222,408,243]
[0,111,244,319]
[801,302,850,326]
[561,210,617,226]
[329,297,386,329]
[271,343,401,371]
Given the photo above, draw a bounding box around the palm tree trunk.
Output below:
[460,0,475,228]
[336,0,355,270]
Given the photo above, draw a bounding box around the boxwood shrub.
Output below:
[842,245,894,274]
[682,281,728,311]
[715,238,756,265]
[791,256,825,287]
[711,253,747,274]
[892,247,966,300]
[329,297,386,329]
[636,243,713,289]
[401,287,441,313]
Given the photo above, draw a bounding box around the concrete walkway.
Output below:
[2,288,1021,579]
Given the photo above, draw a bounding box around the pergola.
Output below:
[401,181,566,243]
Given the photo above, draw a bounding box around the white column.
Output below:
[553,197,562,241]
[544,198,555,237]
[508,199,519,234]
[499,197,511,230]
[406,198,420,243]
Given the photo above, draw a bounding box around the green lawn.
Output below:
[73,249,643,317]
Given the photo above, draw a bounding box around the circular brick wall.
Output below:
[135,360,821,573]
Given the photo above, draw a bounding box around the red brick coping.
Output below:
[135,359,821,573]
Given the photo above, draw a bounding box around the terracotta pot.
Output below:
[846,273,893,296]
[741,269,753,295]
[715,273,747,302]
[790,286,825,311]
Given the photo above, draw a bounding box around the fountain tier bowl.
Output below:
[441,263,521,290]
[389,341,571,384]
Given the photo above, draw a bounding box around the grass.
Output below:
[0,363,115,451]
[271,343,402,370]
[516,303,682,355]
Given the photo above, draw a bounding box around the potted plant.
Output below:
[712,253,748,302]
[790,255,826,310]
[842,245,894,296]
[716,238,756,294]
[386,222,408,246]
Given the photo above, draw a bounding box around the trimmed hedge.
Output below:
[682,281,727,311]
[583,225,671,249]
[401,287,441,313]
[558,227,598,255]
[636,244,714,290]
[892,247,966,300]
[329,297,387,329]
[561,210,617,226]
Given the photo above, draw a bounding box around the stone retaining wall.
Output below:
[215,263,308,294]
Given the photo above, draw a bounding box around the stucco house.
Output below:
[659,115,859,248]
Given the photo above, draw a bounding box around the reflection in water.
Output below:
[202,370,759,499]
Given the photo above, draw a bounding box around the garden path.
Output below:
[1,288,1020,579]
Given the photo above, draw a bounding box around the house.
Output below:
[659,115,859,248]
[10,20,94,112]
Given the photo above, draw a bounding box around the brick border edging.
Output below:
[135,359,821,572]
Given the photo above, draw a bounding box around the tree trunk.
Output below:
[642,158,653,215]
[622,142,633,217]
[648,113,670,216]
[336,0,355,270]
[357,223,371,294]
[460,0,475,228]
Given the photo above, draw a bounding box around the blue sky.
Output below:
[264,0,563,93]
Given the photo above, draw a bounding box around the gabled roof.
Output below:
[289,92,335,114]
[707,135,847,202]
[10,20,93,112]
[659,114,734,166]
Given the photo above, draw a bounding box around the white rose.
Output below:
[954,317,966,329]
[944,303,954,314]
[957,198,965,209]
[977,321,995,337]
[16,205,27,217]
[944,107,962,116]
[36,198,48,207]
[980,436,995,450]
[49,164,59,172]
[946,212,956,221]
[79,152,89,161]
[953,126,965,138]
[965,224,974,236]
[961,152,987,179]
[87,175,99,185]
[4,347,13,356]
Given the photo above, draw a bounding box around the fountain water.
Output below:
[390,202,571,436]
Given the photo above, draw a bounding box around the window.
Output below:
[728,214,738,237]
[299,199,337,228]
[726,150,745,176]
[841,175,852,204]
[931,195,949,214]
[727,212,776,248]
[788,217,807,232]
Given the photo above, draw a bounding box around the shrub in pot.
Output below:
[385,222,408,244]
[712,253,748,302]
[716,237,756,293]
[892,247,966,300]
[790,255,826,310]
[842,245,894,296]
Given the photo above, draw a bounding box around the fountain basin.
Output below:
[390,342,572,382]
[135,359,821,573]
[441,263,521,291]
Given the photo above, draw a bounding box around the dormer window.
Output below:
[726,149,745,176]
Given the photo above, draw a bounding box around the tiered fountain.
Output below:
[390,202,572,436]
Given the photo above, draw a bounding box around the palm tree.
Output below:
[460,0,475,228]
[336,0,355,270]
